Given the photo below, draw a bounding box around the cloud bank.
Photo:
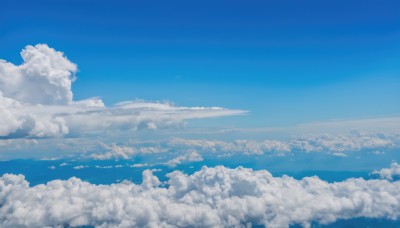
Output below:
[1,166,400,227]
[85,131,400,161]
[0,44,246,139]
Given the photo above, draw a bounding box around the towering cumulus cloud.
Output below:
[0,44,246,139]
[0,44,76,105]
[0,166,399,227]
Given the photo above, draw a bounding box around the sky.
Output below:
[1,0,399,128]
[1,0,400,227]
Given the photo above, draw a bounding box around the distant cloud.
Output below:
[332,152,347,157]
[0,44,246,139]
[290,131,396,153]
[73,165,88,170]
[130,163,150,168]
[95,165,113,169]
[90,143,136,160]
[0,130,397,160]
[373,162,400,180]
[165,149,203,167]
[1,165,400,227]
[166,131,399,156]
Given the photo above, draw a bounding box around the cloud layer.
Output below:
[0,44,245,139]
[1,166,400,227]
[84,131,400,161]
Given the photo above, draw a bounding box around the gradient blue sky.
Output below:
[1,0,399,128]
[2,3,400,227]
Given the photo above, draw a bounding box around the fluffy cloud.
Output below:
[1,166,400,227]
[165,149,203,167]
[0,44,246,139]
[373,162,400,180]
[0,44,76,105]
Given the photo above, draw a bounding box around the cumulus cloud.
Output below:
[373,162,400,180]
[1,166,400,227]
[165,149,203,167]
[0,44,246,139]
[0,44,76,105]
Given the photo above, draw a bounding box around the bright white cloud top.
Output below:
[1,165,400,228]
[0,44,246,139]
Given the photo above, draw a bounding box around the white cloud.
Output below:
[1,165,400,227]
[168,138,291,155]
[0,44,76,105]
[373,162,400,181]
[165,149,203,167]
[166,131,398,156]
[1,130,397,161]
[290,131,395,153]
[332,152,347,157]
[0,44,246,139]
[73,165,88,170]
[130,163,150,168]
[95,165,113,169]
[90,143,136,160]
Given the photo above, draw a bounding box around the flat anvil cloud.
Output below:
[0,44,246,138]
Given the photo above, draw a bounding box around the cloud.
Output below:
[165,149,203,167]
[130,163,150,168]
[0,44,246,139]
[373,162,400,180]
[290,131,395,153]
[95,165,113,169]
[1,165,400,227]
[1,130,397,160]
[165,131,399,157]
[0,44,76,105]
[169,138,291,155]
[73,165,88,170]
[332,152,347,157]
[90,143,136,160]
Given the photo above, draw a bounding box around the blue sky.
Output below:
[1,0,399,129]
